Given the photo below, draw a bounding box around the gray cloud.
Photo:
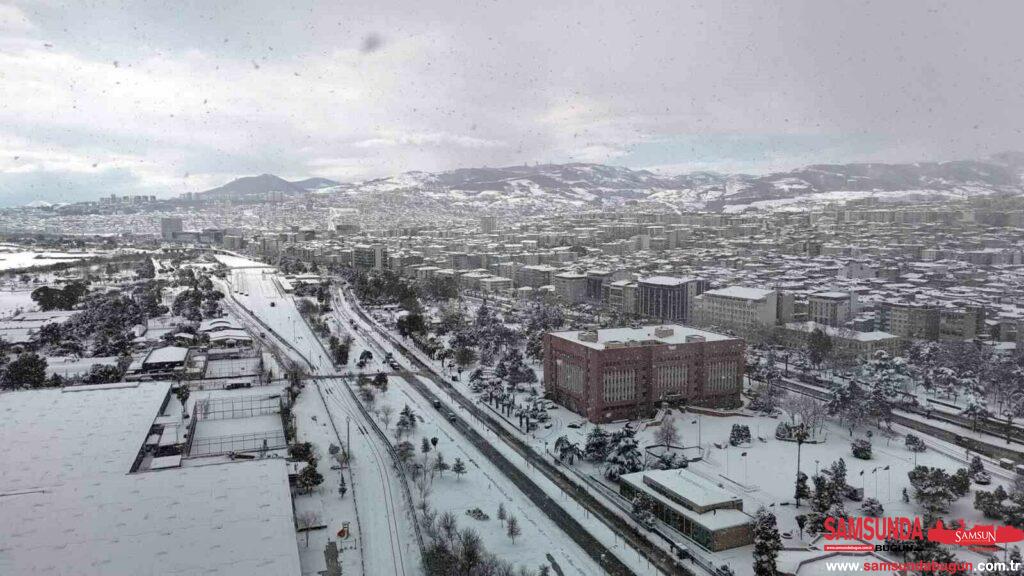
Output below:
[1,0,1023,205]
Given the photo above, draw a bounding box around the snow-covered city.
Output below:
[5,2,1024,576]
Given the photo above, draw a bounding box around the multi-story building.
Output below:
[695,286,783,333]
[879,301,941,340]
[479,215,497,234]
[636,276,707,323]
[160,217,183,241]
[543,324,744,423]
[352,243,388,270]
[807,291,855,327]
[553,272,588,304]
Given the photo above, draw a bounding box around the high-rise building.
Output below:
[352,243,388,270]
[636,276,707,323]
[160,217,183,241]
[479,215,497,234]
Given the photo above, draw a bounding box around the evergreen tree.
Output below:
[452,457,467,480]
[753,507,782,576]
[584,426,611,461]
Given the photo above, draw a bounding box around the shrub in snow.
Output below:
[861,498,884,517]
[851,438,872,460]
[729,424,752,447]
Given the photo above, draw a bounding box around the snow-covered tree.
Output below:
[729,424,752,446]
[908,465,960,514]
[604,436,644,481]
[752,507,782,576]
[905,433,927,453]
[632,493,656,528]
[861,498,884,517]
[851,438,872,460]
[584,426,611,461]
[961,385,991,432]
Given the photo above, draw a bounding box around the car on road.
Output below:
[432,399,442,409]
[567,422,581,429]
[446,411,457,422]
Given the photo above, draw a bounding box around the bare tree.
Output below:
[296,511,321,547]
[378,404,394,428]
[506,514,521,543]
[653,415,680,447]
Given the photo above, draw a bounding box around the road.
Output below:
[333,285,694,576]
[218,268,420,576]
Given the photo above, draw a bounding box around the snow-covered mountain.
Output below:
[340,158,1024,213]
[199,155,1024,212]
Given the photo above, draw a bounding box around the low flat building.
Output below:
[778,321,902,358]
[619,469,753,551]
[543,324,744,423]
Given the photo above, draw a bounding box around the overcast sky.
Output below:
[1,1,1023,205]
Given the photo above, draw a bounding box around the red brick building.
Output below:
[543,325,744,423]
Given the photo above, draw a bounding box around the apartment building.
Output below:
[807,291,855,327]
[695,286,787,333]
[636,276,708,323]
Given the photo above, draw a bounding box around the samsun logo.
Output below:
[927,520,1024,546]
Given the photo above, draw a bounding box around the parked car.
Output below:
[432,399,442,409]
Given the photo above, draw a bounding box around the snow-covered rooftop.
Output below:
[701,286,775,300]
[639,275,697,286]
[0,381,170,493]
[0,459,300,576]
[144,346,189,365]
[549,324,734,350]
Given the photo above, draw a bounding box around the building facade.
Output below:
[695,286,783,333]
[352,243,389,270]
[807,291,855,327]
[543,325,744,423]
[637,276,707,323]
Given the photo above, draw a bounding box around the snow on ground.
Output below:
[0,248,99,271]
[342,290,1019,575]
[219,268,420,576]
[340,373,605,576]
[0,289,36,317]
[213,252,272,269]
[333,287,663,575]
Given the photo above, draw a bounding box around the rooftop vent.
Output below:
[685,335,706,343]
[578,330,599,342]
[654,326,674,338]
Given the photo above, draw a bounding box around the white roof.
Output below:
[810,291,850,299]
[144,346,189,365]
[619,470,752,530]
[549,324,735,350]
[632,468,740,508]
[784,321,897,342]
[0,460,300,576]
[640,275,696,286]
[0,381,171,493]
[702,286,775,300]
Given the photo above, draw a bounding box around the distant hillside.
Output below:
[197,154,1024,212]
[341,156,1024,213]
[198,174,340,201]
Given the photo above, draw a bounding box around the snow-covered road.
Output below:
[217,265,421,576]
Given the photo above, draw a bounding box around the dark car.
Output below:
[432,399,442,409]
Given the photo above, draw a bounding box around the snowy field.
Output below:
[0,248,98,271]
[0,289,36,317]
